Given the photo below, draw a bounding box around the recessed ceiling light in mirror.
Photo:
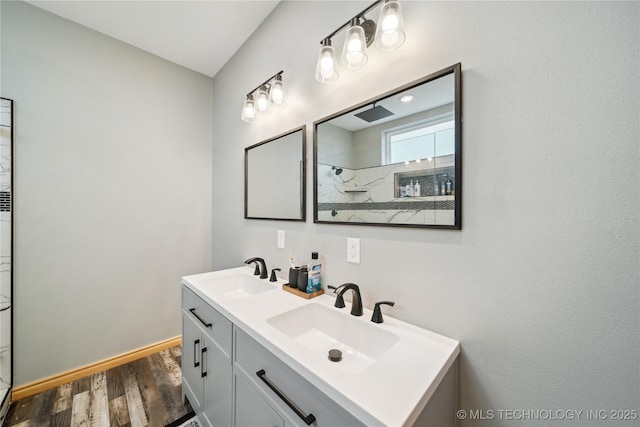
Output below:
[400,94,414,103]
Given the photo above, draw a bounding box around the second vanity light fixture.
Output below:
[315,0,405,83]
[241,70,286,123]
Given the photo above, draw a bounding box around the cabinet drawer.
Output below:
[234,327,364,427]
[182,286,232,357]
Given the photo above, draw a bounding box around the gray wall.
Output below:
[212,1,639,425]
[316,122,354,168]
[1,1,213,386]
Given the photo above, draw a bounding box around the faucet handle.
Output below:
[371,301,395,323]
[327,285,338,292]
[270,268,281,282]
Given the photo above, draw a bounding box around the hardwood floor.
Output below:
[2,346,193,427]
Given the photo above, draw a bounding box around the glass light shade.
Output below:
[256,85,269,113]
[341,21,368,69]
[269,77,285,106]
[374,0,406,51]
[315,41,339,83]
[241,96,256,123]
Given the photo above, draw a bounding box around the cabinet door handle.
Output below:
[201,347,208,378]
[193,339,200,368]
[256,369,316,425]
[189,308,212,328]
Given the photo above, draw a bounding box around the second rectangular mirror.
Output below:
[245,125,306,221]
[314,64,461,229]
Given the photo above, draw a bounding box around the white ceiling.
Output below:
[26,0,281,78]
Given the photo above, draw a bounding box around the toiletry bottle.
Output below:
[446,178,452,195]
[414,180,421,197]
[407,180,414,197]
[434,176,440,196]
[307,252,322,293]
[440,175,447,195]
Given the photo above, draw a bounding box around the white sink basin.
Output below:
[267,303,399,374]
[200,273,277,299]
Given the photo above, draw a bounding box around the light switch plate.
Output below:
[347,238,360,263]
[277,230,285,249]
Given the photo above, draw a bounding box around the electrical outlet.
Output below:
[347,237,360,263]
[277,230,285,249]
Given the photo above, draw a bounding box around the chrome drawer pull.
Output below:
[256,369,316,425]
[189,308,212,328]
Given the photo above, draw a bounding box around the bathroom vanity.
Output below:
[181,266,459,427]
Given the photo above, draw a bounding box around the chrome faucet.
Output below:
[334,283,363,316]
[244,257,268,279]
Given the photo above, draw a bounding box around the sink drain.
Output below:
[328,349,342,362]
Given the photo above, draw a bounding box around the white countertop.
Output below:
[182,266,460,427]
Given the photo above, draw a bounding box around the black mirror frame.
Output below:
[313,63,462,230]
[244,125,307,221]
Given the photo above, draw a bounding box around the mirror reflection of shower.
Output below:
[314,64,461,228]
[0,97,12,422]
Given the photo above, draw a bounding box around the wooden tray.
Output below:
[282,284,324,299]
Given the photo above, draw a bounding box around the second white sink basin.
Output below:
[200,273,277,299]
[267,303,399,374]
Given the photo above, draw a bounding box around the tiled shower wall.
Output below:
[317,155,455,225]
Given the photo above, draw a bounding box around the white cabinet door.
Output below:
[182,313,204,409]
[235,372,284,427]
[202,340,232,427]
[183,286,233,427]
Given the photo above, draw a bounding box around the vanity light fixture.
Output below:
[374,0,406,51]
[269,74,285,106]
[315,38,340,83]
[241,70,285,123]
[241,94,256,123]
[341,17,368,69]
[314,0,406,83]
[256,85,270,113]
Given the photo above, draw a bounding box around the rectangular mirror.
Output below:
[245,125,306,221]
[313,64,461,229]
[0,97,12,416]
